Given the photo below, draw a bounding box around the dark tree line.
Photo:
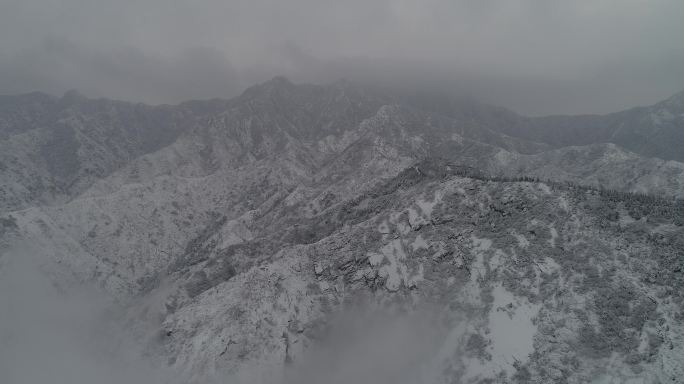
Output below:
[411,157,684,226]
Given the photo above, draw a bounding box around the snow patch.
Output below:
[548,227,558,248]
[411,235,429,251]
[494,149,517,166]
[538,183,551,194]
[407,263,424,288]
[650,109,675,125]
[416,191,443,220]
[407,207,426,228]
[485,284,540,375]
[368,239,408,291]
[471,236,492,252]
[377,220,390,234]
[514,233,530,248]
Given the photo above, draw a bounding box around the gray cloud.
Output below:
[0,245,181,384]
[1,0,683,114]
[0,38,243,104]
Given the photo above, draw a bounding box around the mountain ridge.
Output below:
[2,76,684,383]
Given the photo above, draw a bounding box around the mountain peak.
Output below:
[331,78,351,88]
[648,89,684,119]
[268,75,293,87]
[60,89,87,105]
[239,76,298,101]
[664,89,684,107]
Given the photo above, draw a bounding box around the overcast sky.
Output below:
[1,0,683,115]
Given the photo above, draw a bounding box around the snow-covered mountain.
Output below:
[1,78,683,383]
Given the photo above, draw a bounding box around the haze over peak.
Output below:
[2,0,684,115]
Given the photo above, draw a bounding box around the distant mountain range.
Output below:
[1,78,683,383]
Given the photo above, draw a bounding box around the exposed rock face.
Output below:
[1,78,684,383]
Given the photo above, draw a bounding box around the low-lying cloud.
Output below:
[0,245,179,384]
[0,39,243,105]
[0,244,461,384]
